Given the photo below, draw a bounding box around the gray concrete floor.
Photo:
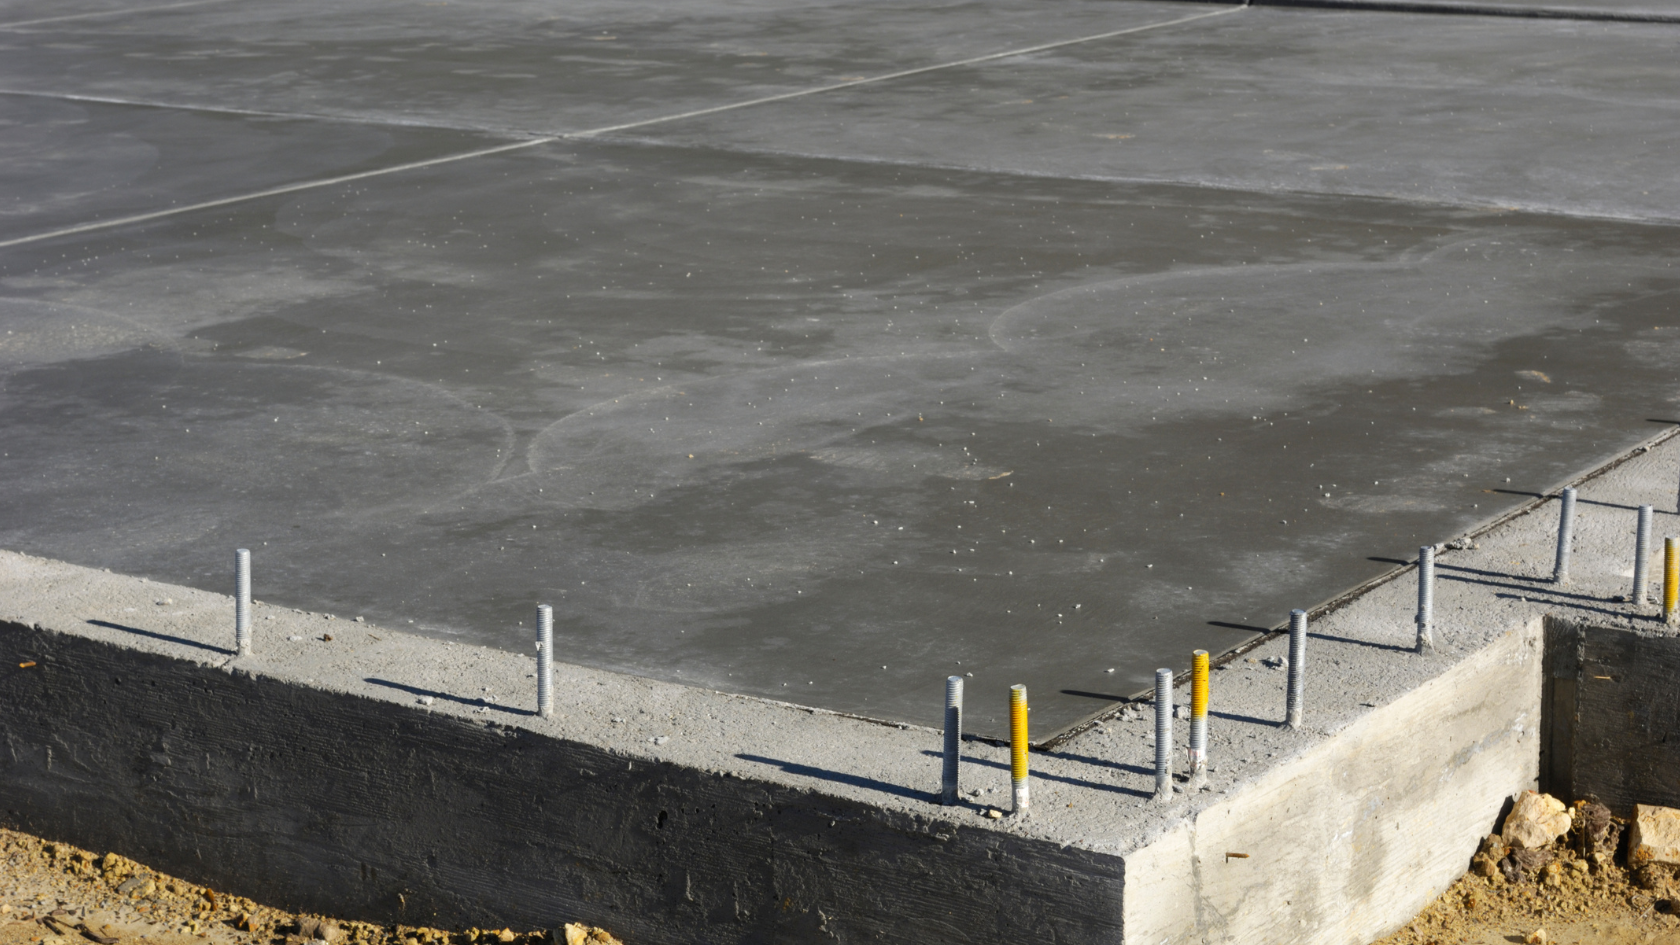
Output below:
[0,0,1675,737]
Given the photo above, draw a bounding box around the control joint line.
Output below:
[0,4,1242,251]
[0,0,236,30]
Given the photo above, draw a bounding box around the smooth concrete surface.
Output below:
[635,7,1680,222]
[12,420,1680,941]
[3,0,1680,738]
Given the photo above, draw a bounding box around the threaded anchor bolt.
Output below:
[1416,546,1435,654]
[1553,487,1577,585]
[941,675,962,806]
[1285,609,1307,729]
[1009,684,1029,814]
[1665,538,1679,628]
[1634,505,1654,607]
[1188,651,1208,791]
[536,603,554,718]
[234,548,251,656]
[1154,668,1174,803]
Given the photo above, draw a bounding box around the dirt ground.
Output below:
[1372,800,1680,945]
[10,807,1680,945]
[0,830,620,945]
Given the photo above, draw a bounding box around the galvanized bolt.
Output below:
[1416,546,1435,654]
[1634,505,1654,607]
[1154,668,1173,803]
[536,604,553,718]
[234,548,251,656]
[1009,684,1029,814]
[1285,609,1306,729]
[1553,487,1577,585]
[942,675,962,806]
[1188,651,1208,791]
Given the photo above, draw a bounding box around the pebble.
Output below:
[417,697,433,706]
[650,736,669,745]
[984,809,1003,820]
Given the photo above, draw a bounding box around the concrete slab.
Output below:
[9,406,1680,942]
[0,0,1210,134]
[629,6,1680,222]
[3,134,1679,736]
[0,95,504,241]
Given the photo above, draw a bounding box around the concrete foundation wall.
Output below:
[0,622,1122,945]
[1123,620,1543,945]
[1545,617,1680,818]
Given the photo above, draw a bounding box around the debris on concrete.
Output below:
[1630,804,1680,866]
[1503,791,1572,850]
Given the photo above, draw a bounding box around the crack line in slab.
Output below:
[0,0,235,30]
[0,4,1243,250]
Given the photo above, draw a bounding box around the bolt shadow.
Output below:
[1436,567,1616,605]
[1207,620,1276,634]
[364,677,532,716]
[1307,631,1414,654]
[921,749,1152,798]
[1576,497,1648,513]
[1490,593,1637,623]
[1209,709,1280,727]
[736,754,929,802]
[87,619,232,656]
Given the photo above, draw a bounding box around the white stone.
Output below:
[1630,804,1680,865]
[1502,791,1571,850]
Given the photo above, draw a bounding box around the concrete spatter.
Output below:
[4,135,1680,735]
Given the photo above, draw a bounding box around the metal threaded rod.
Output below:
[941,675,963,806]
[1416,545,1435,654]
[234,548,251,656]
[1634,506,1654,607]
[536,604,553,718]
[1553,487,1577,585]
[1154,668,1173,803]
[1189,651,1208,790]
[1666,538,1679,628]
[1285,609,1307,729]
[1009,684,1029,814]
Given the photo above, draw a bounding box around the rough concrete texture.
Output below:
[13,425,1680,941]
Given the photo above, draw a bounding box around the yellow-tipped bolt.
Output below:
[1665,537,1679,627]
[1009,684,1029,814]
[1189,650,1209,789]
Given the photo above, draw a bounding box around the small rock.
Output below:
[1633,862,1675,892]
[495,930,515,944]
[1631,804,1680,865]
[1525,929,1548,945]
[417,697,433,706]
[650,736,669,745]
[288,635,303,642]
[562,925,623,945]
[295,918,342,944]
[1470,854,1499,879]
[116,874,152,895]
[1501,847,1553,883]
[1175,705,1190,720]
[1503,791,1571,849]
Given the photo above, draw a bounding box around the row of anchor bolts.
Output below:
[214,479,1667,815]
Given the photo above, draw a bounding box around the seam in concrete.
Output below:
[0,88,522,137]
[0,0,235,30]
[0,4,1243,251]
[1251,0,1680,24]
[1166,0,1680,24]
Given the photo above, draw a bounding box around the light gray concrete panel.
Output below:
[630,7,1680,222]
[0,0,1205,134]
